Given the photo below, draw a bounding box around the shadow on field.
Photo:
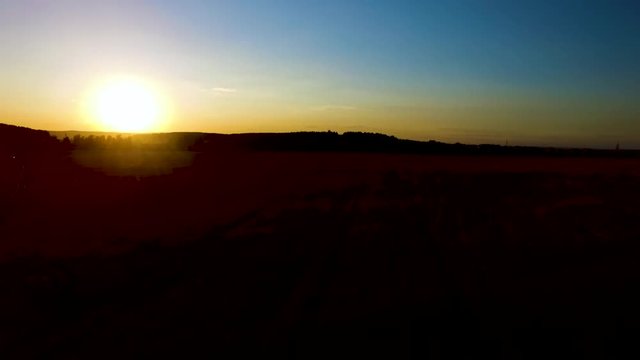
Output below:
[2,124,640,358]
[2,169,640,359]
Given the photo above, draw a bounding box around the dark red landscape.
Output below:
[1,123,640,358]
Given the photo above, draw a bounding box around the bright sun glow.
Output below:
[93,78,162,132]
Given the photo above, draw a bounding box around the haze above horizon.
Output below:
[0,0,638,148]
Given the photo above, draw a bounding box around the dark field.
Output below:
[2,126,640,358]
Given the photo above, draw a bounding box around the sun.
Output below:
[92,77,163,132]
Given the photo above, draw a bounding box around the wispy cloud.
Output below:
[311,105,358,112]
[204,87,238,96]
[212,87,238,93]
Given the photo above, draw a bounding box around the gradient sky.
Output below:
[1,0,639,147]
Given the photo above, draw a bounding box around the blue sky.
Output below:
[0,0,638,147]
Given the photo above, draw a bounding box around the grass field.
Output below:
[1,150,640,358]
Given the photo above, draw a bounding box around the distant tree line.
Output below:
[64,133,204,151]
[68,135,134,150]
[190,131,640,158]
[2,123,639,158]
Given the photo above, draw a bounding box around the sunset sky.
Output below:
[0,0,638,147]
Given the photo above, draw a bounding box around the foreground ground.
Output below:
[1,151,640,358]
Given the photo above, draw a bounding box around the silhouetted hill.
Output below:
[189,130,640,158]
[0,123,66,157]
[3,123,639,157]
